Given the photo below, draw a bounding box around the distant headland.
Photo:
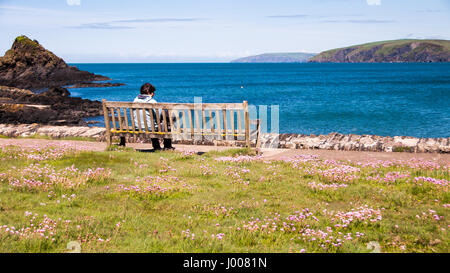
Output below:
[232,39,450,63]
[231,52,316,63]
[309,39,450,63]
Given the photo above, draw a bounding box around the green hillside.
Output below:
[309,39,450,63]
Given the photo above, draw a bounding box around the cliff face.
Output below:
[0,35,109,89]
[309,39,450,63]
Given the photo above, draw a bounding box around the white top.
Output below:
[133,95,158,130]
[133,94,157,104]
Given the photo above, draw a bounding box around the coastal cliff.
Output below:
[0,35,110,89]
[309,39,450,63]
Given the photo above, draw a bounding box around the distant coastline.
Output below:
[232,39,450,64]
[231,52,316,63]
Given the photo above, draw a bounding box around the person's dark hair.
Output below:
[140,83,156,95]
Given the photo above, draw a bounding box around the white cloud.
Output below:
[66,0,81,6]
[366,0,381,6]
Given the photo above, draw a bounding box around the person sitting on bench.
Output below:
[133,83,173,150]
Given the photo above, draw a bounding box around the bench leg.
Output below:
[255,119,261,155]
[119,136,126,146]
[106,132,112,147]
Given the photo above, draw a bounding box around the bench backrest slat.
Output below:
[117,107,123,131]
[148,109,155,133]
[195,109,201,135]
[164,108,169,132]
[201,109,207,135]
[177,110,182,133]
[181,110,187,135]
[222,108,227,139]
[237,109,242,135]
[215,110,221,139]
[142,109,149,133]
[243,101,250,147]
[188,110,194,137]
[134,108,140,132]
[209,110,215,133]
[123,108,130,132]
[155,108,162,133]
[110,108,117,131]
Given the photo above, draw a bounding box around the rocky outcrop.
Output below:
[309,39,450,63]
[67,82,125,89]
[0,35,110,89]
[0,86,102,125]
[0,124,106,140]
[0,124,448,153]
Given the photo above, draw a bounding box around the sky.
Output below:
[0,0,449,62]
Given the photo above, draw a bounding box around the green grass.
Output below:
[0,146,448,253]
[14,35,40,48]
[203,147,256,157]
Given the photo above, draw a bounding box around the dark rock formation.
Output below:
[309,39,450,63]
[0,35,110,89]
[0,86,101,125]
[67,82,125,89]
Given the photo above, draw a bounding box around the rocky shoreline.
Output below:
[0,86,102,125]
[0,124,448,153]
[262,133,450,153]
[66,82,125,89]
[0,124,106,140]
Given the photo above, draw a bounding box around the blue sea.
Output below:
[69,63,450,138]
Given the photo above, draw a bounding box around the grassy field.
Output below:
[0,144,448,253]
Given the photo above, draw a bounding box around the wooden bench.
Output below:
[102,100,261,150]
